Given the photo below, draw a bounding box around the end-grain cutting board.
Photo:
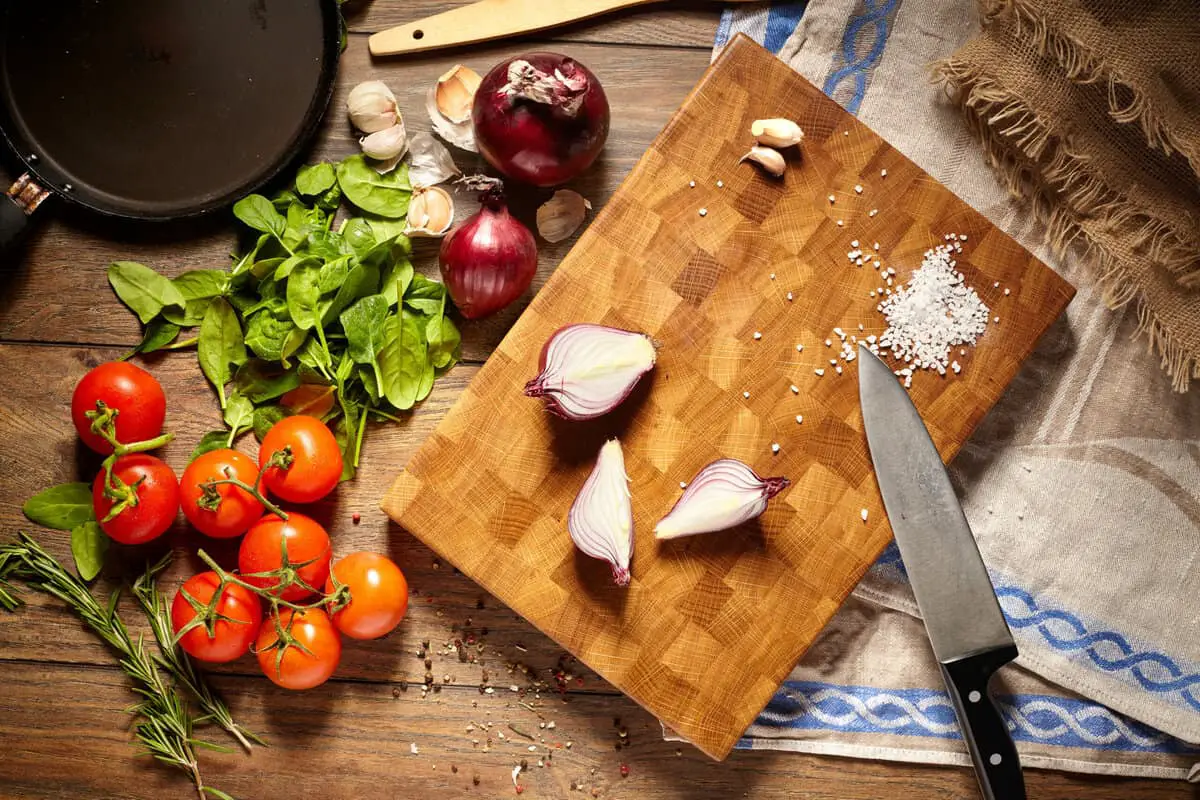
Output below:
[383,34,1074,759]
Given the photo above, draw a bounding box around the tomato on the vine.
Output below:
[255,608,342,690]
[238,513,331,602]
[71,362,166,454]
[325,552,408,640]
[171,572,263,663]
[259,415,343,504]
[179,449,262,538]
[91,454,179,545]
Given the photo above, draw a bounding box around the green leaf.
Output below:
[136,318,182,354]
[318,255,352,294]
[333,410,359,482]
[162,298,214,327]
[427,315,461,370]
[108,261,186,324]
[315,181,343,213]
[233,195,286,237]
[380,259,414,307]
[336,156,412,218]
[223,391,254,439]
[284,202,328,250]
[231,233,270,276]
[341,218,377,258]
[244,311,297,362]
[377,311,427,410]
[70,521,107,582]
[198,298,247,410]
[24,483,95,531]
[298,335,332,374]
[362,213,409,242]
[253,405,291,442]
[287,262,323,331]
[190,430,230,462]
[173,270,231,301]
[322,262,379,327]
[304,228,354,261]
[235,360,301,403]
[295,163,336,197]
[341,294,389,371]
[273,254,319,282]
[403,273,447,316]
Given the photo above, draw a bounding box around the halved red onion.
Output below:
[568,439,633,586]
[655,459,789,540]
[524,324,656,421]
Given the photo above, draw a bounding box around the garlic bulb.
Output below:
[406,186,455,237]
[524,324,656,421]
[536,190,591,243]
[751,118,804,148]
[347,80,399,133]
[568,439,633,587]
[427,64,481,152]
[740,145,787,177]
[655,459,789,539]
[360,121,408,163]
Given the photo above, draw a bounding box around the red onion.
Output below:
[439,182,538,319]
[524,324,656,420]
[472,52,610,187]
[568,439,633,586]
[655,459,789,539]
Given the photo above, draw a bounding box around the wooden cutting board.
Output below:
[382,34,1075,759]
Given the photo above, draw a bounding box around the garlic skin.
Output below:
[427,65,481,152]
[568,439,633,587]
[406,186,455,237]
[347,80,399,133]
[740,145,787,177]
[524,324,656,421]
[655,459,789,540]
[360,119,408,164]
[408,132,461,189]
[536,189,592,243]
[751,118,804,148]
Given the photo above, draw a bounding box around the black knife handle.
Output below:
[941,645,1026,800]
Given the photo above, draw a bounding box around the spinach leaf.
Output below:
[136,318,182,354]
[70,521,107,582]
[427,314,461,370]
[231,233,271,276]
[108,261,186,324]
[271,188,301,212]
[250,256,286,280]
[318,255,352,294]
[341,295,389,388]
[298,334,332,374]
[322,262,379,327]
[362,213,410,242]
[253,405,291,442]
[315,181,343,213]
[381,259,414,307]
[235,360,301,403]
[333,413,358,482]
[360,233,411,270]
[162,299,214,327]
[295,162,336,197]
[274,254,319,282]
[173,270,231,301]
[336,156,412,218]
[404,273,447,316]
[24,483,94,531]
[285,203,328,250]
[281,327,308,365]
[287,262,323,331]
[198,298,247,409]
[223,390,255,441]
[358,365,381,404]
[233,194,286,237]
[341,217,377,257]
[245,311,296,361]
[304,228,354,261]
[377,311,427,410]
[190,430,230,461]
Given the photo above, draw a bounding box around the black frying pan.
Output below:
[0,0,342,251]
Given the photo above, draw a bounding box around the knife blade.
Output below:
[858,343,1025,800]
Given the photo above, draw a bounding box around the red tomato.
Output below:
[91,454,179,545]
[259,416,343,504]
[71,362,166,454]
[325,552,408,640]
[179,449,263,538]
[255,608,342,690]
[171,572,263,663]
[238,513,331,602]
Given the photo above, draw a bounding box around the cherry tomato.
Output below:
[91,454,179,545]
[259,416,343,504]
[238,513,331,602]
[171,571,263,663]
[325,552,408,640]
[255,608,342,690]
[71,362,166,454]
[179,449,263,538]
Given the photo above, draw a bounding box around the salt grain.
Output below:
[699,208,707,217]
[680,481,687,489]
[828,194,836,204]
[795,415,804,424]
[854,185,863,194]
[743,391,750,399]
[1004,288,1011,296]
[796,344,804,352]
[790,385,799,394]
[716,180,724,188]
[869,208,878,217]
[787,292,794,301]
[861,508,869,522]
[880,169,888,177]
[814,368,825,376]
[753,331,762,340]
[770,273,776,280]
[873,242,880,250]
[771,442,781,454]
[688,180,695,188]
[836,219,844,226]
[835,365,843,374]
[825,339,832,347]
[851,240,860,248]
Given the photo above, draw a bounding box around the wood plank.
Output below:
[0,661,1187,800]
[344,0,720,48]
[0,39,712,363]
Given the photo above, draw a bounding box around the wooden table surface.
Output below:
[0,4,1192,799]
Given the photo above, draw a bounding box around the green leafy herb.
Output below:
[233,194,286,237]
[108,261,186,324]
[135,318,183,354]
[253,405,291,441]
[23,482,95,531]
[70,521,107,582]
[235,360,302,403]
[296,163,336,197]
[341,294,389,387]
[222,391,255,444]
[336,156,412,218]
[198,298,247,410]
[190,431,230,462]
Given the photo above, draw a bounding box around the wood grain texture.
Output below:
[383,35,1075,760]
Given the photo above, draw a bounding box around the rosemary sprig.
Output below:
[0,533,231,800]
[132,554,264,753]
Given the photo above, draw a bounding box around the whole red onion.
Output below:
[472,52,610,187]
[438,185,538,319]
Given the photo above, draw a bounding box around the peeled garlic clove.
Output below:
[408,132,461,189]
[360,119,409,164]
[524,324,656,421]
[751,118,804,148]
[655,459,789,540]
[740,145,787,177]
[536,190,592,243]
[568,439,634,587]
[406,186,455,237]
[347,80,399,134]
[435,64,483,124]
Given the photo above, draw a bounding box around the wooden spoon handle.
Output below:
[368,0,663,56]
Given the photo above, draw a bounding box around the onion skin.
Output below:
[472,52,610,187]
[438,188,538,319]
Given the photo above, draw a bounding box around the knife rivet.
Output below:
[968,690,982,703]
[989,753,1002,766]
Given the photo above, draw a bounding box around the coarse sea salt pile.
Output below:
[876,242,989,377]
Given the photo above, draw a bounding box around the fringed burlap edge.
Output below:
[932,59,1200,391]
[982,0,1200,180]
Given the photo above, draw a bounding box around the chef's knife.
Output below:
[858,343,1025,800]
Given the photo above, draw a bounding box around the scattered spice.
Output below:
[753,331,762,340]
[698,208,708,217]
[771,443,781,454]
[795,415,803,424]
[861,508,869,522]
[854,184,863,194]
[351,512,361,524]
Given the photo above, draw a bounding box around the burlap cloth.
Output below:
[934,0,1200,390]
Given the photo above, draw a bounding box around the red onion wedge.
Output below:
[524,324,656,421]
[568,439,633,586]
[655,459,789,539]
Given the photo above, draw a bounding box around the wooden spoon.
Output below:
[368,0,755,56]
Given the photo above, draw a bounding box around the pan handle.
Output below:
[2,173,51,252]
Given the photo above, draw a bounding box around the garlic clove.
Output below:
[360,119,408,165]
[751,118,804,148]
[524,324,657,421]
[435,64,483,124]
[655,459,789,539]
[536,190,592,243]
[406,185,455,237]
[347,80,399,134]
[740,145,787,177]
[568,439,633,587]
[408,131,461,189]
